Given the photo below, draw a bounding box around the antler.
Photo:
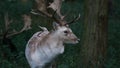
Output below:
[31,0,66,25]
[4,12,13,31]
[7,14,32,37]
[67,14,80,24]
[0,13,31,39]
[31,0,80,26]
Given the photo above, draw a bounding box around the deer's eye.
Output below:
[64,30,68,33]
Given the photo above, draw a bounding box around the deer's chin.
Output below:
[71,41,79,44]
[64,40,79,44]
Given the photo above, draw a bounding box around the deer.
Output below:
[25,0,80,68]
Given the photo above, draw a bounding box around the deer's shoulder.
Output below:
[27,30,49,52]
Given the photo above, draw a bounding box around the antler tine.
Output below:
[67,14,80,24]
[51,10,63,25]
[31,9,52,17]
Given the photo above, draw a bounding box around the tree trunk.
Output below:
[80,0,108,68]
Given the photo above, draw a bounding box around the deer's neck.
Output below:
[46,31,63,46]
[40,31,64,54]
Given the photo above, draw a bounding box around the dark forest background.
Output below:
[0,0,120,68]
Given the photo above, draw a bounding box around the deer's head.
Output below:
[52,21,80,44]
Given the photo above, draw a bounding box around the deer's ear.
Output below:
[53,22,60,30]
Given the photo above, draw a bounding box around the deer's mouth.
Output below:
[64,38,80,44]
[71,38,80,44]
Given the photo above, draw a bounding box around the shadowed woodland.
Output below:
[0,0,120,68]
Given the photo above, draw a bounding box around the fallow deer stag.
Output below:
[25,0,80,68]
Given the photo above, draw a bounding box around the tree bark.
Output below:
[80,0,108,68]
